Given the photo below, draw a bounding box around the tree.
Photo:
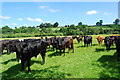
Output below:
[96,22,100,26]
[99,20,103,25]
[45,23,52,28]
[2,26,14,33]
[114,19,119,25]
[78,22,82,25]
[53,22,59,27]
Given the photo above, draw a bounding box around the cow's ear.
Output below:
[62,38,64,41]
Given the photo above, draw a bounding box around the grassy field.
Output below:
[1,35,120,79]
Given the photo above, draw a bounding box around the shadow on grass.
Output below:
[2,51,8,55]
[95,48,106,52]
[2,57,42,65]
[2,58,17,65]
[77,44,96,48]
[2,65,69,79]
[92,44,98,46]
[48,51,60,58]
[96,52,120,79]
[95,47,116,52]
[48,51,69,58]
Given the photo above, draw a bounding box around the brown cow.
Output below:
[96,36,104,45]
[56,37,74,55]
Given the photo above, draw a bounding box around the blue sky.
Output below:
[1,2,118,28]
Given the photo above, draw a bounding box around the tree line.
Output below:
[1,18,120,38]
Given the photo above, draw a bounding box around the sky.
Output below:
[1,2,119,28]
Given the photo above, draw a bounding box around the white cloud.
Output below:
[18,18,23,21]
[39,6,60,13]
[39,6,48,9]
[0,16,11,19]
[12,23,17,26]
[103,12,110,15]
[48,9,60,12]
[86,10,98,15]
[27,17,43,22]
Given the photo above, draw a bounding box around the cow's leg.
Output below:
[27,59,31,72]
[16,54,19,62]
[52,45,55,51]
[87,44,88,47]
[21,59,25,71]
[40,52,46,65]
[63,48,65,56]
[60,50,62,56]
[91,41,92,46]
[68,48,70,53]
[56,48,57,52]
[106,45,110,51]
[84,43,86,47]
[71,44,74,53]
[63,48,65,53]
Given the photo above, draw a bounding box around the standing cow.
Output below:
[96,36,104,45]
[104,36,116,51]
[76,35,83,43]
[115,36,120,61]
[56,37,74,56]
[83,36,92,47]
[7,39,48,72]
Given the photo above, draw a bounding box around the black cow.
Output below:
[45,37,52,48]
[115,36,120,61]
[104,36,116,51]
[72,36,77,39]
[76,36,83,43]
[7,39,48,72]
[0,40,16,54]
[51,36,58,51]
[83,36,92,47]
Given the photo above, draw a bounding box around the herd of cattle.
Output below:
[0,35,120,72]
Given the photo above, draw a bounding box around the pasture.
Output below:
[1,35,120,79]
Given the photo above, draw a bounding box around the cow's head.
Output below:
[6,44,16,55]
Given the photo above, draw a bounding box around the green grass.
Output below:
[1,35,120,79]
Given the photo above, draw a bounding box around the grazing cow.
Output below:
[51,36,58,51]
[83,36,92,47]
[96,36,104,45]
[72,36,77,39]
[7,40,48,72]
[76,35,83,43]
[1,40,13,54]
[115,36,120,61]
[104,36,116,51]
[56,37,74,55]
[45,37,52,47]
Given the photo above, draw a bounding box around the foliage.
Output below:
[1,24,120,38]
[78,22,82,25]
[53,22,59,27]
